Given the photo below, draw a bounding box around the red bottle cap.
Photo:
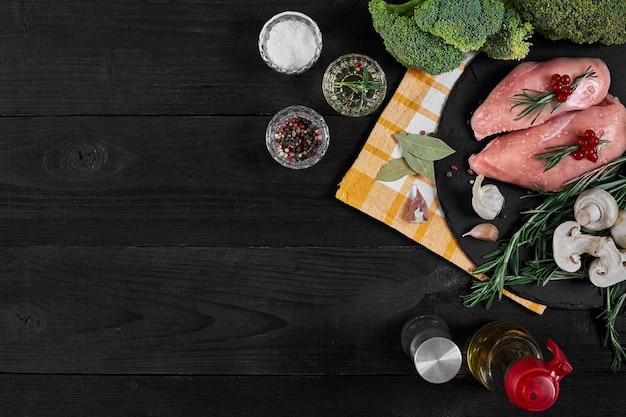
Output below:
[504,339,573,412]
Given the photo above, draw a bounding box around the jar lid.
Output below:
[413,336,462,384]
[504,339,573,411]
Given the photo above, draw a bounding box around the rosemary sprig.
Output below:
[599,284,626,372]
[333,68,386,112]
[535,144,579,171]
[508,66,597,125]
[535,140,610,172]
[463,156,626,367]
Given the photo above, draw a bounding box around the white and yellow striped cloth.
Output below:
[336,59,547,314]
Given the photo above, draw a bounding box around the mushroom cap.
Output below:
[610,210,626,248]
[574,188,619,232]
[553,221,585,273]
[588,240,626,287]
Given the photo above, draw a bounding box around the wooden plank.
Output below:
[0,115,411,246]
[1,374,624,416]
[0,246,621,374]
[0,0,406,116]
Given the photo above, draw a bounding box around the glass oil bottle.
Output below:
[466,321,572,412]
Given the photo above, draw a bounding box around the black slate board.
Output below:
[435,37,626,309]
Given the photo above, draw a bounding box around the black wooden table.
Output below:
[0,1,624,415]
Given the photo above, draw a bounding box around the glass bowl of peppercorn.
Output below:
[265,105,330,169]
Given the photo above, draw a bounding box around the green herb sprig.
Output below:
[333,68,386,113]
[508,66,597,125]
[535,139,609,172]
[599,284,626,371]
[376,132,455,182]
[463,156,626,369]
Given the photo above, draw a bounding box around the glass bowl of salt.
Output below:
[258,11,323,75]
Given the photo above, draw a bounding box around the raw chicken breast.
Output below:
[471,57,611,140]
[468,96,626,192]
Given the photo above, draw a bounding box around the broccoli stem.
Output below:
[386,0,427,17]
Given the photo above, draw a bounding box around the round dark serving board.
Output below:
[435,37,626,309]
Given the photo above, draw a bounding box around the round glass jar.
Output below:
[265,105,330,169]
[258,11,323,75]
[322,53,387,117]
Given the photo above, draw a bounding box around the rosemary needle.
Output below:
[599,284,626,372]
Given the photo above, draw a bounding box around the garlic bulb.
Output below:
[471,175,504,220]
[462,223,499,242]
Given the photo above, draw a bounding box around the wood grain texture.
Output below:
[0,115,409,246]
[1,374,624,417]
[1,0,625,415]
[0,246,621,375]
[0,0,405,116]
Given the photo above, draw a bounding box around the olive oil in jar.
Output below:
[466,321,542,393]
[466,321,573,412]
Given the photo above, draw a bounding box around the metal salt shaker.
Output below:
[400,314,462,384]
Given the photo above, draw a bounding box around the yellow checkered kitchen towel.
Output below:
[336,58,547,314]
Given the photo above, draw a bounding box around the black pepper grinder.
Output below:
[400,314,462,384]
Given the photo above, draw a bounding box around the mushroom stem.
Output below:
[589,239,626,287]
[553,221,604,273]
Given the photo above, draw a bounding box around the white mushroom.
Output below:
[589,238,626,287]
[573,188,619,232]
[610,209,626,248]
[553,221,604,272]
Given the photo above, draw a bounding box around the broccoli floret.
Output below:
[512,0,626,46]
[412,0,505,52]
[480,6,534,60]
[369,0,466,75]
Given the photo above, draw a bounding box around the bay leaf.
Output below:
[395,132,455,161]
[403,151,435,182]
[376,158,416,182]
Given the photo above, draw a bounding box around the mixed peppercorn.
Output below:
[274,116,323,164]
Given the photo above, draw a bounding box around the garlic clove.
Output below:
[408,184,430,223]
[462,223,499,242]
[471,175,504,220]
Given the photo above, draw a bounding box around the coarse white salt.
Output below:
[259,12,322,74]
